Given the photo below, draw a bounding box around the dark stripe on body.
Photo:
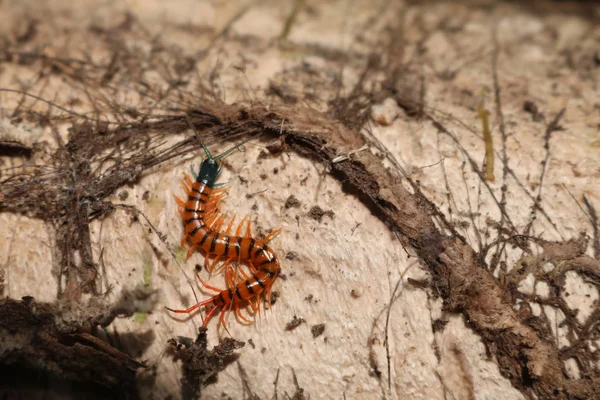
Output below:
[198,231,211,246]
[218,293,225,304]
[247,238,255,258]
[210,232,219,253]
[223,236,230,256]
[262,269,275,278]
[254,244,268,257]
[188,196,206,203]
[235,237,242,257]
[189,224,204,237]
[253,273,266,288]
[245,280,255,294]
[235,286,242,300]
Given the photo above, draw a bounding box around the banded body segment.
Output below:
[171,169,283,328]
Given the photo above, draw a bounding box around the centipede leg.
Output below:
[247,261,258,274]
[225,215,236,234]
[246,217,253,238]
[184,173,194,188]
[196,273,222,293]
[189,166,198,180]
[214,258,234,277]
[264,228,282,242]
[213,214,227,232]
[182,179,192,194]
[180,235,188,248]
[186,245,197,260]
[207,256,221,275]
[174,194,185,207]
[203,305,219,326]
[235,305,252,324]
[238,266,250,280]
[254,296,262,320]
[219,306,230,333]
[203,253,210,272]
[235,215,249,236]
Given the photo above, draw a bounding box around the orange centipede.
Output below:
[166,139,282,328]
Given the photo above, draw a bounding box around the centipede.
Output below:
[166,137,282,329]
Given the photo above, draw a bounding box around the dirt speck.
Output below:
[523,100,544,122]
[307,205,334,222]
[285,195,302,209]
[311,323,325,338]
[285,315,306,331]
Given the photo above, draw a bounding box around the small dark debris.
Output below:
[265,291,280,307]
[261,347,266,354]
[247,338,255,349]
[239,176,248,184]
[285,251,298,260]
[523,100,544,122]
[304,294,314,302]
[119,191,129,201]
[195,264,202,272]
[311,324,325,338]
[350,289,360,299]
[273,168,279,175]
[285,195,302,209]
[251,203,258,211]
[257,150,269,160]
[307,205,334,222]
[407,277,429,289]
[142,191,150,201]
[285,315,306,331]
[260,173,267,180]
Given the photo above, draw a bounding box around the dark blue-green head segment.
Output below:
[196,139,250,187]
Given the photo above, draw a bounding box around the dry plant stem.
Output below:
[188,103,598,399]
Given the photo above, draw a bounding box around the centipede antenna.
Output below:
[185,114,212,159]
[213,136,255,161]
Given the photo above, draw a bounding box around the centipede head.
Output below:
[196,137,252,186]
